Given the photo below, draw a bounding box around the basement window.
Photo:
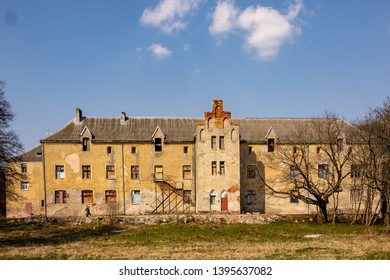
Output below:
[154,138,162,152]
[55,190,67,204]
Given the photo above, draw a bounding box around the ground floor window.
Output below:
[55,190,67,204]
[210,190,217,205]
[290,190,299,203]
[183,190,192,204]
[105,190,117,204]
[132,190,141,205]
[350,187,362,204]
[81,190,93,204]
[21,182,28,191]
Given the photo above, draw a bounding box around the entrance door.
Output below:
[221,191,228,211]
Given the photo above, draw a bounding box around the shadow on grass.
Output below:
[0,221,121,247]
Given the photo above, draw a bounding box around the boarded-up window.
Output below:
[154,165,163,180]
[183,165,191,179]
[25,203,32,214]
[81,190,93,204]
[55,165,65,179]
[82,165,91,179]
[55,190,67,204]
[132,190,141,205]
[131,165,140,179]
[105,190,117,204]
[106,165,115,179]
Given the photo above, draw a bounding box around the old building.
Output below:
[6,100,362,218]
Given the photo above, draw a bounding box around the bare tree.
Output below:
[263,113,354,224]
[353,98,390,231]
[0,81,24,217]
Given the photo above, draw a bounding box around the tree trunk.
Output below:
[317,201,328,224]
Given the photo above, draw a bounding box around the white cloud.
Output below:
[209,0,239,35]
[209,0,304,60]
[148,44,172,60]
[140,0,201,33]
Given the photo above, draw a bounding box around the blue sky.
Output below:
[1,0,390,151]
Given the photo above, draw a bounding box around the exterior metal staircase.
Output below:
[150,177,191,214]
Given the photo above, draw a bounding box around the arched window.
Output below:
[210,190,217,205]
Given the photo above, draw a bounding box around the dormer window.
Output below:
[267,138,275,152]
[154,138,162,152]
[82,138,90,152]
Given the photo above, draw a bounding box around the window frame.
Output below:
[131,165,140,180]
[246,164,256,179]
[131,190,141,205]
[21,182,28,191]
[81,190,93,204]
[105,190,117,204]
[318,164,329,179]
[55,190,67,204]
[55,165,65,179]
[182,165,192,179]
[106,165,116,180]
[82,165,91,179]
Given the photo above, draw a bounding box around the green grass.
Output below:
[0,217,389,260]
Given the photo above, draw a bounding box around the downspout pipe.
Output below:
[41,142,47,219]
[122,143,126,215]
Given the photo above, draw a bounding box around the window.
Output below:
[293,146,297,154]
[219,161,225,175]
[131,165,140,179]
[183,165,191,179]
[131,147,137,154]
[82,138,90,152]
[55,190,66,204]
[290,190,299,203]
[21,182,28,191]
[247,164,256,179]
[132,190,141,205]
[107,146,113,154]
[318,164,329,179]
[211,136,217,149]
[248,146,253,154]
[82,165,91,179]
[183,146,188,153]
[350,187,362,204]
[246,190,256,205]
[154,138,162,152]
[211,161,217,175]
[21,163,27,173]
[267,138,275,152]
[81,190,93,204]
[210,190,217,205]
[154,165,163,180]
[183,190,192,204]
[105,190,117,204]
[290,165,299,178]
[316,146,321,154]
[106,165,116,179]
[350,164,361,179]
[219,136,225,150]
[55,165,65,179]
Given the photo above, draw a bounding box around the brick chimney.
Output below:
[121,111,127,123]
[75,108,83,123]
